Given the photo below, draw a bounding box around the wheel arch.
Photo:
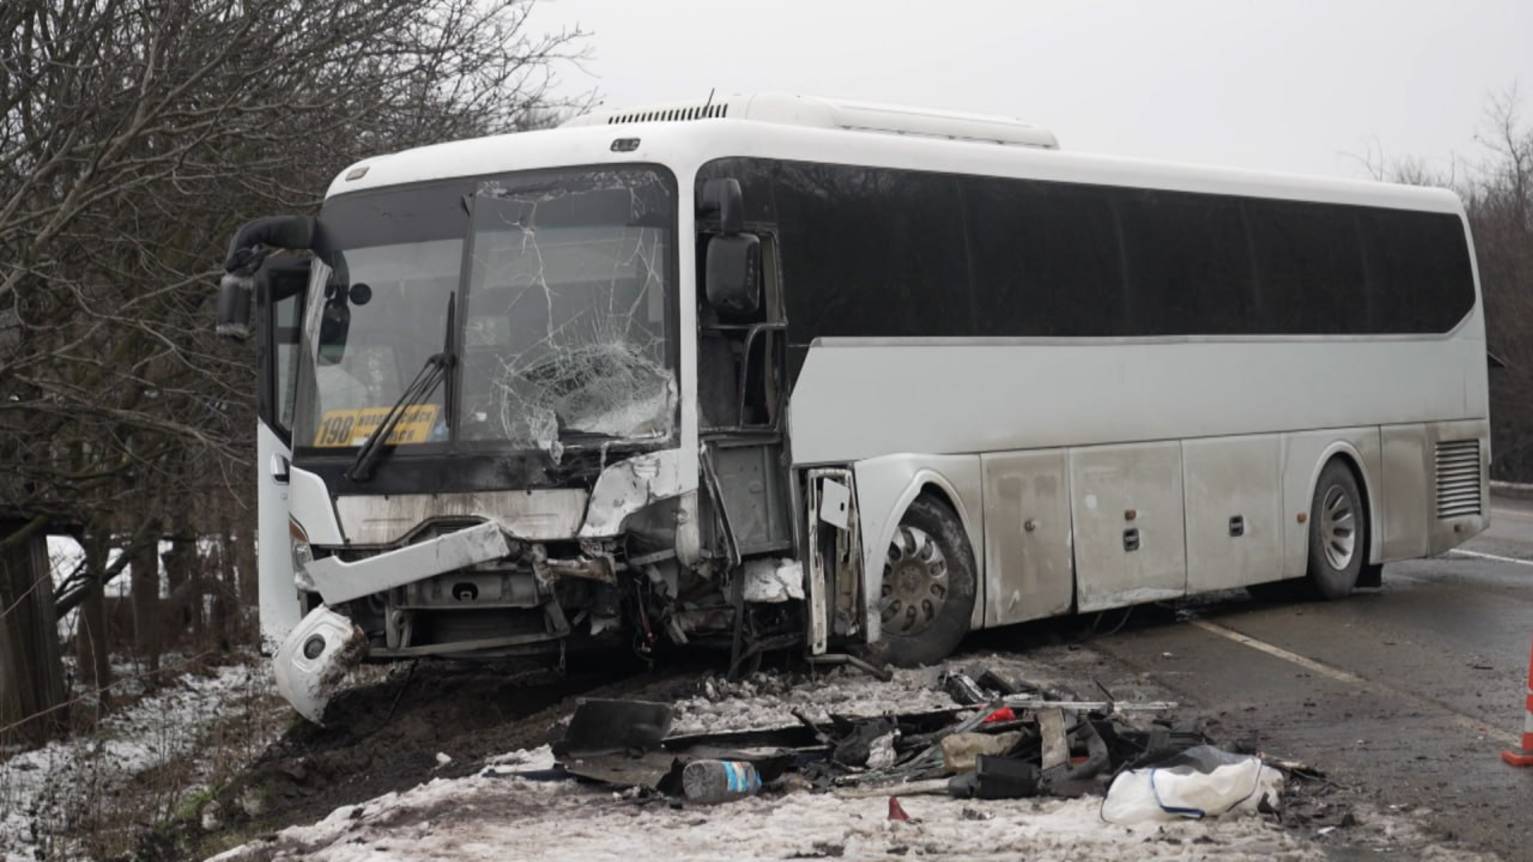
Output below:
[849,455,985,642]
[1306,442,1382,566]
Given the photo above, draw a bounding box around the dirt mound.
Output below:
[164,655,707,861]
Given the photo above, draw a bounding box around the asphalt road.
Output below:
[1078,494,1533,860]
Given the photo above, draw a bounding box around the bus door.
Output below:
[254,258,312,651]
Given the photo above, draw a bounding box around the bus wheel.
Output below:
[1306,460,1366,600]
[876,496,977,667]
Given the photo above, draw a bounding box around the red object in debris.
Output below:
[1503,636,1533,768]
[887,796,911,822]
[981,707,1016,724]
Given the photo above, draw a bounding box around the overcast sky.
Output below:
[529,0,1533,180]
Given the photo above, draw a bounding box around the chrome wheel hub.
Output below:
[881,525,949,635]
[1319,484,1357,570]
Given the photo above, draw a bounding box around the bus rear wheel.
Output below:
[1306,460,1366,600]
[875,496,977,667]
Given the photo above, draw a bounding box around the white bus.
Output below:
[215,94,1489,721]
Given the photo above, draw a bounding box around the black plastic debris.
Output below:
[948,756,1041,799]
[543,669,1218,810]
[553,698,674,757]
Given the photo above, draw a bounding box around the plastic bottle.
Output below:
[681,759,762,804]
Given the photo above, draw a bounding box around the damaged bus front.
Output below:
[217,161,822,723]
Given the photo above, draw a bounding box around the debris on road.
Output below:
[209,653,1501,862]
[682,759,763,803]
[1101,744,1284,824]
[543,663,1245,823]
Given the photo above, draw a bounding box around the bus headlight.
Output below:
[290,518,316,592]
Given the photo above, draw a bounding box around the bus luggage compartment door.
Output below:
[980,450,1073,626]
[1182,435,1283,592]
[1069,442,1188,612]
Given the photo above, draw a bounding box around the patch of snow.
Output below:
[669,666,958,736]
[212,746,1318,862]
[210,653,1492,862]
[0,660,270,862]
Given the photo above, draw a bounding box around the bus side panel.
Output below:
[1279,427,1383,577]
[1183,435,1283,592]
[980,449,1073,626]
[1380,424,1431,561]
[1070,441,1187,613]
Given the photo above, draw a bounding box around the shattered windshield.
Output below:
[458,171,676,460]
[293,166,677,460]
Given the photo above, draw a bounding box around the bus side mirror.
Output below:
[215,272,254,339]
[698,178,745,236]
[705,233,761,317]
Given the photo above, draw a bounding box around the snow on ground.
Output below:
[0,660,269,862]
[669,652,1103,735]
[213,745,1317,862]
[211,658,1490,862]
[212,745,1482,862]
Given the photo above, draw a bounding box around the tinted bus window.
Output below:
[963,179,1126,336]
[697,157,1475,342]
[1115,189,1253,335]
[1360,209,1475,333]
[771,162,971,340]
[1248,200,1368,334]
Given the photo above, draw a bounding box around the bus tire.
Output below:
[1305,460,1366,600]
[875,495,977,667]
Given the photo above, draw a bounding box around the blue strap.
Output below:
[1149,768,1207,819]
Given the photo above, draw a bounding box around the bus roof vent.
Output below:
[597,101,732,125]
[562,93,1058,149]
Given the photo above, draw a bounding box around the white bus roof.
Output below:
[326,94,1463,216]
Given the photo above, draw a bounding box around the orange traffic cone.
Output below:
[1503,637,1533,767]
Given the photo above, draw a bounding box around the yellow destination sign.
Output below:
[312,404,440,447]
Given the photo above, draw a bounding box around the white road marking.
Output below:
[1447,548,1533,567]
[1190,619,1519,746]
[1488,505,1533,522]
[1191,620,1364,684]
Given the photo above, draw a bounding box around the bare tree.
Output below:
[1463,89,1533,479]
[0,0,587,743]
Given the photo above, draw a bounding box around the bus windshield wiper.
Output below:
[346,294,456,483]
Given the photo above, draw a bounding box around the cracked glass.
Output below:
[457,170,676,462]
[294,165,677,459]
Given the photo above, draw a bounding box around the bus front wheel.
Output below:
[1306,460,1366,600]
[874,495,977,667]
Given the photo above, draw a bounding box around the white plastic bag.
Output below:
[1101,745,1283,824]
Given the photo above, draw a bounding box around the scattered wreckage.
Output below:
[502,666,1298,829]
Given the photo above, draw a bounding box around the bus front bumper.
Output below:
[274,605,368,725]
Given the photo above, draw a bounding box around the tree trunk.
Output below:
[74,530,112,718]
[234,523,257,642]
[0,517,69,746]
[130,535,162,683]
[162,537,197,649]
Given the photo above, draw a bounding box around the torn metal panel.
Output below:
[273,606,367,725]
[306,521,511,604]
[335,489,588,545]
[532,550,617,584]
[1037,708,1069,771]
[804,468,861,653]
[577,448,684,538]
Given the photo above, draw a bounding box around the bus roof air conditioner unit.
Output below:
[562,93,1059,149]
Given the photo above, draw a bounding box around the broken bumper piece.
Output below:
[304,521,512,605]
[274,606,368,725]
